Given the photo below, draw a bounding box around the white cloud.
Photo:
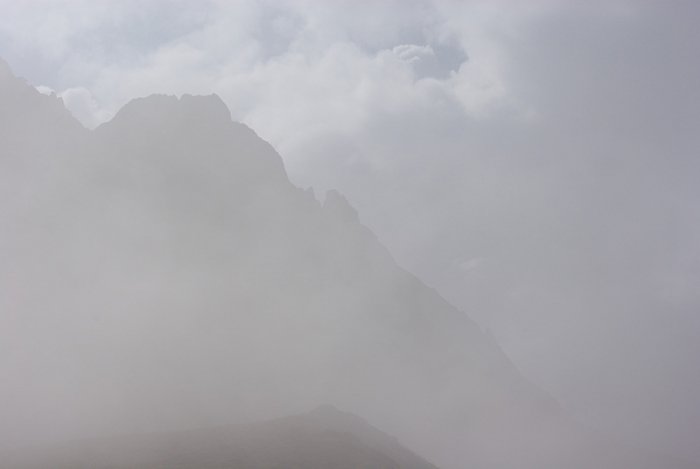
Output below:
[393,44,435,64]
[35,85,55,96]
[59,87,112,129]
[2,1,518,133]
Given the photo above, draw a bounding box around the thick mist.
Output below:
[0,64,571,468]
[1,1,699,468]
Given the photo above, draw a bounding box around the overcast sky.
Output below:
[2,0,699,462]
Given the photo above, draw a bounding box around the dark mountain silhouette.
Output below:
[3,406,439,469]
[0,58,696,469]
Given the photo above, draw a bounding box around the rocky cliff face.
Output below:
[0,59,695,469]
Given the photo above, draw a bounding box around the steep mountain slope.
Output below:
[4,406,439,469]
[0,59,696,469]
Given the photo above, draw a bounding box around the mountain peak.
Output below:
[107,93,232,129]
[180,93,231,121]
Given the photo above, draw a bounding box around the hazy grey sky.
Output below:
[2,0,699,462]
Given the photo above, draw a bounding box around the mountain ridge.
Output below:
[2,406,440,469]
